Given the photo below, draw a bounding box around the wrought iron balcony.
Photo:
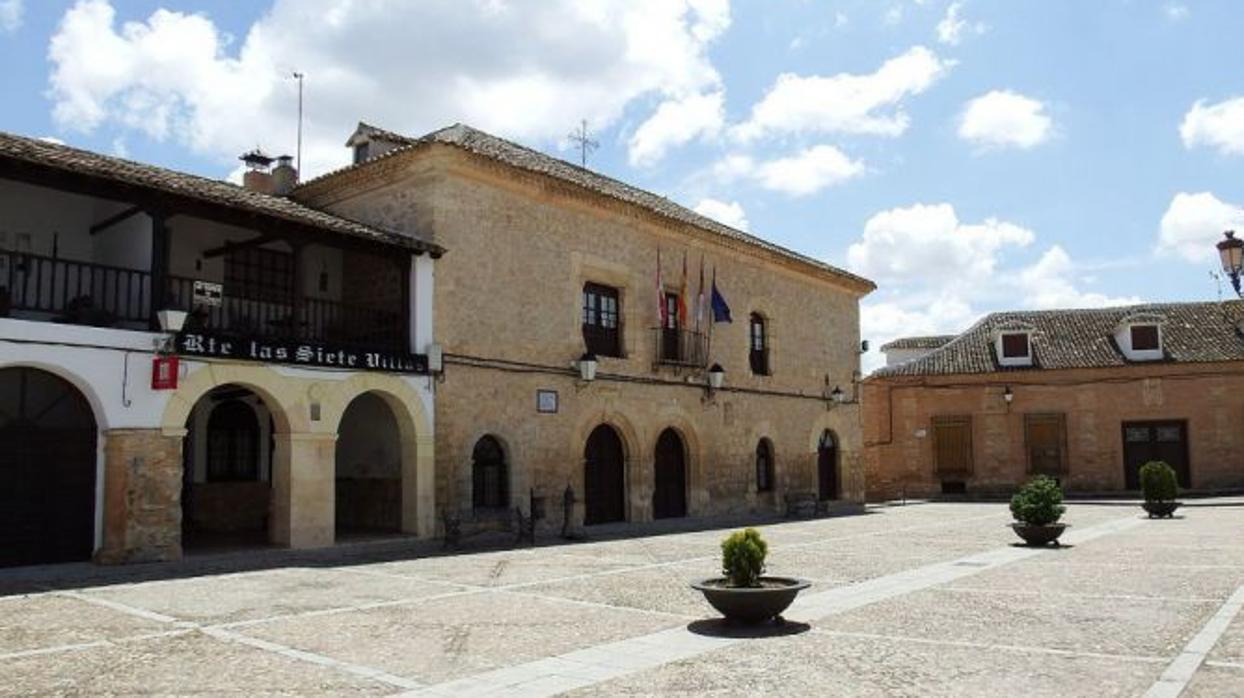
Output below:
[651,327,708,367]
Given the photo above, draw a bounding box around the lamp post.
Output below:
[1217,230,1244,298]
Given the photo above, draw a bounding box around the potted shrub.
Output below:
[691,528,809,624]
[1009,475,1068,546]
[1139,461,1181,518]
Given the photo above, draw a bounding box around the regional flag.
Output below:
[710,267,732,323]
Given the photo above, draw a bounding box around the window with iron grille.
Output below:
[224,247,293,303]
[582,283,621,357]
[749,313,769,375]
[472,435,508,510]
[756,439,774,492]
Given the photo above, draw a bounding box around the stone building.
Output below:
[295,123,875,532]
[863,301,1244,501]
[0,133,440,567]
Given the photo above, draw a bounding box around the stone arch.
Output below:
[457,427,521,516]
[572,409,640,524]
[320,374,435,537]
[648,411,704,517]
[161,364,300,435]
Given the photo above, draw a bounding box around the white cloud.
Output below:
[693,197,748,230]
[0,0,21,33]
[628,91,724,166]
[1157,191,1244,263]
[883,5,904,25]
[936,2,986,46]
[957,90,1052,150]
[47,0,730,177]
[732,46,953,142]
[848,202,1137,373]
[755,145,864,196]
[834,12,849,29]
[1164,3,1189,21]
[1180,97,1244,156]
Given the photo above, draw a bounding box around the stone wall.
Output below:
[98,428,183,564]
[862,362,1244,501]
[297,145,871,527]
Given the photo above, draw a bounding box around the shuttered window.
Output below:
[932,415,973,475]
[1130,324,1160,351]
[1025,413,1068,475]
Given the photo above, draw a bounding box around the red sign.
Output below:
[151,356,179,390]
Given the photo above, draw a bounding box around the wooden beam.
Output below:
[89,206,143,236]
[201,234,283,259]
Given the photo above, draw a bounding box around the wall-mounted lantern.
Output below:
[1003,385,1014,407]
[577,352,598,382]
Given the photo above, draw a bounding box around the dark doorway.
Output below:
[336,392,403,536]
[182,385,273,551]
[817,430,839,501]
[653,428,688,519]
[661,292,680,362]
[0,367,97,567]
[472,435,508,511]
[584,424,625,525]
[1122,421,1190,489]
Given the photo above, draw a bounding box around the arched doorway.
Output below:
[335,392,403,537]
[0,367,97,567]
[818,430,839,501]
[653,428,687,519]
[182,385,274,550]
[584,424,625,525]
[472,435,509,511]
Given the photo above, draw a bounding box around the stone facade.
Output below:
[862,362,1244,501]
[98,428,185,564]
[297,142,872,530]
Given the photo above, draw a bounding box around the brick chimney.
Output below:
[239,148,276,194]
[271,154,298,195]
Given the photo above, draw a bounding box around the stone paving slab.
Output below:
[1185,664,1244,697]
[820,584,1220,658]
[233,586,682,685]
[76,567,464,626]
[1208,603,1244,664]
[365,550,642,588]
[0,593,171,656]
[0,630,391,696]
[565,628,1165,697]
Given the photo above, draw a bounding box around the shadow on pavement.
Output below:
[686,618,811,639]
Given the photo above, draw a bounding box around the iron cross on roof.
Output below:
[567,119,599,168]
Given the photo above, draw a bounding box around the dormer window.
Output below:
[1130,324,1159,351]
[995,329,1034,367]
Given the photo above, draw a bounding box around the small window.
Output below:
[749,313,769,375]
[1001,332,1030,359]
[582,283,621,357]
[1131,324,1160,351]
[353,143,370,164]
[1024,413,1067,475]
[755,439,774,492]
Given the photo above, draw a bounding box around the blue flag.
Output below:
[710,269,732,323]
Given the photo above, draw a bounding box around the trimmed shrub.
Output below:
[1140,461,1178,503]
[1009,475,1066,526]
[721,528,768,588]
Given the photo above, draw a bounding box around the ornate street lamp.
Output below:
[1217,230,1244,298]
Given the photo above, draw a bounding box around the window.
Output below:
[749,313,769,375]
[352,143,370,164]
[932,415,973,475]
[755,439,774,492]
[472,436,508,510]
[1024,413,1067,475]
[582,283,621,357]
[206,400,260,482]
[225,247,293,303]
[1131,324,1160,351]
[1001,332,1030,359]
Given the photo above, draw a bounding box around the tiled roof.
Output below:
[873,301,1244,377]
[880,335,956,351]
[301,122,875,293]
[0,130,443,255]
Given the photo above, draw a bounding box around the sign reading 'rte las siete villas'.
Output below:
[176,332,429,374]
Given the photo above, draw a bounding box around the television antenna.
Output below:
[567,119,599,168]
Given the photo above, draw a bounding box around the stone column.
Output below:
[271,432,337,548]
[401,432,436,537]
[97,428,184,564]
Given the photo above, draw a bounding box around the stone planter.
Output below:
[1010,522,1067,546]
[691,577,811,624]
[1142,501,1181,519]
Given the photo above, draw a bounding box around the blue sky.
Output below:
[2,1,1242,369]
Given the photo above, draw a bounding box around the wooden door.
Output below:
[661,293,680,361]
[1025,413,1067,476]
[933,416,973,476]
[584,425,625,525]
[817,430,838,501]
[0,368,97,567]
[1122,421,1190,489]
[653,429,687,519]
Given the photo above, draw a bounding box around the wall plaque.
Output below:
[537,389,559,414]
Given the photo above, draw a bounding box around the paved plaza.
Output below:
[2,500,1243,696]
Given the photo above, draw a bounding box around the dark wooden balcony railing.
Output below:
[0,250,151,325]
[651,327,708,367]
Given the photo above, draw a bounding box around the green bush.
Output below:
[1140,461,1178,503]
[721,528,768,587]
[1009,475,1066,526]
